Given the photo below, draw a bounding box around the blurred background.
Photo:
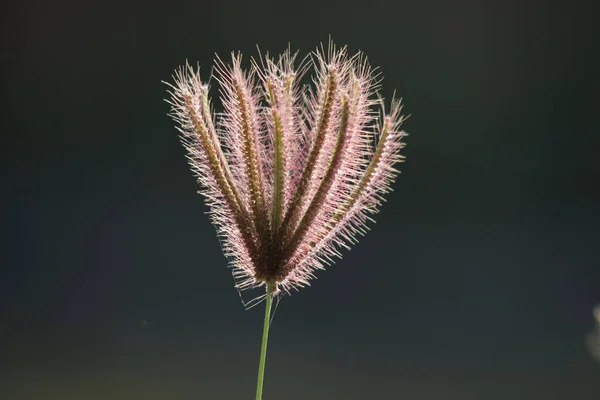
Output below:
[1,0,599,398]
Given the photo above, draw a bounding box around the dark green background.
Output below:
[2,0,599,398]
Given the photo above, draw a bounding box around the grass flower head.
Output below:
[167,42,407,297]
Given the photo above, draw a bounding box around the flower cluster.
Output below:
[166,43,407,297]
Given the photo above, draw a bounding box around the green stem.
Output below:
[255,282,275,400]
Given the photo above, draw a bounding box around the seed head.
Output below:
[165,42,407,298]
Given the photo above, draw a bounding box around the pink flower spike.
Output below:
[166,41,408,298]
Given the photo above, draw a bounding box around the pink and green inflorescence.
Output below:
[166,43,407,298]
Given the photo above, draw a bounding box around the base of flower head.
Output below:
[253,259,288,284]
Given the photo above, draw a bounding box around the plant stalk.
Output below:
[255,282,275,400]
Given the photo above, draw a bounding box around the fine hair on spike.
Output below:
[166,40,407,303]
